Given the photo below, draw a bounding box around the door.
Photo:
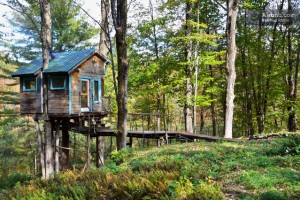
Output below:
[81,79,90,112]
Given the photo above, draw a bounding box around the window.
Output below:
[94,80,100,102]
[23,77,37,92]
[50,76,66,90]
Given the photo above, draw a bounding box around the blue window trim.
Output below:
[93,78,101,103]
[22,77,37,92]
[50,76,66,90]
[80,76,92,112]
[68,74,72,114]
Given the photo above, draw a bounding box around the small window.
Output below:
[23,77,37,92]
[50,76,66,90]
[94,80,100,102]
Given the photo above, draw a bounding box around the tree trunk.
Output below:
[193,0,200,133]
[200,107,205,134]
[241,10,254,137]
[111,0,129,150]
[286,0,297,132]
[99,0,109,56]
[224,0,240,139]
[96,136,105,167]
[185,0,193,133]
[55,121,60,173]
[44,119,54,179]
[96,0,110,166]
[34,118,45,178]
[40,0,54,179]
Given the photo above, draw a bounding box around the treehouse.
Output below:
[12,49,110,116]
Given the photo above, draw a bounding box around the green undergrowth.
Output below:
[2,135,300,199]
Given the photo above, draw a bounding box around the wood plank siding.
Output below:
[48,89,68,114]
[20,74,42,114]
[71,55,105,114]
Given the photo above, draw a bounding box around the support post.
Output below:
[96,136,105,167]
[45,118,54,179]
[33,116,45,177]
[61,120,69,171]
[129,136,133,147]
[86,116,91,171]
[55,120,60,173]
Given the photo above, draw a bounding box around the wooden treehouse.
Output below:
[12,49,111,170]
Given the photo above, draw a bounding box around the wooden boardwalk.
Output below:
[71,127,239,142]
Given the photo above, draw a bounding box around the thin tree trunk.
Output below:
[185,0,193,133]
[193,0,200,133]
[40,0,54,179]
[200,107,205,134]
[209,65,217,136]
[44,120,54,179]
[111,0,129,150]
[224,0,240,139]
[150,0,162,131]
[241,11,254,136]
[34,118,45,178]
[286,0,297,131]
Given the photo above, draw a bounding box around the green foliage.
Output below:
[0,173,33,190]
[110,148,132,165]
[260,190,284,200]
[3,139,300,199]
[282,135,300,156]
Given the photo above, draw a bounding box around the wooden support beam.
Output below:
[55,120,60,173]
[86,115,91,171]
[45,118,54,179]
[33,116,45,178]
[61,119,69,171]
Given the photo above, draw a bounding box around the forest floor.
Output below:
[1,135,300,199]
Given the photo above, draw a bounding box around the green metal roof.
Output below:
[12,49,100,77]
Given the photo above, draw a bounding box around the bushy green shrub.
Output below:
[260,190,284,200]
[110,148,132,165]
[282,135,300,156]
[0,173,33,190]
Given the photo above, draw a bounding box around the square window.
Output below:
[23,77,37,92]
[50,76,66,90]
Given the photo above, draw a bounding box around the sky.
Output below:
[0,0,150,47]
[0,0,102,45]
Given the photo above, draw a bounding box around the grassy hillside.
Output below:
[1,136,300,200]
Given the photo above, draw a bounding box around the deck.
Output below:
[71,127,239,142]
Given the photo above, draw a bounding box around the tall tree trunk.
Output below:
[185,0,193,133]
[111,0,129,150]
[242,11,254,136]
[209,65,217,136]
[193,0,200,133]
[224,0,240,139]
[286,0,297,131]
[150,0,162,131]
[96,0,110,167]
[40,0,54,179]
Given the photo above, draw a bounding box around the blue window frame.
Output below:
[50,76,66,90]
[22,77,37,92]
